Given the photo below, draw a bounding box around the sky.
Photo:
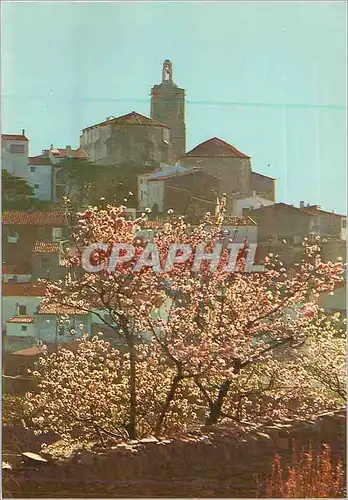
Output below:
[1,1,346,213]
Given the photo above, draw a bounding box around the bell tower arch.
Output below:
[151,60,186,161]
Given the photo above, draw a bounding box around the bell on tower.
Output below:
[162,59,173,83]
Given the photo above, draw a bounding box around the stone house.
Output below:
[182,137,276,206]
[80,111,171,166]
[299,203,347,241]
[182,137,252,199]
[138,164,220,217]
[31,241,68,281]
[247,202,346,244]
[2,210,69,269]
[251,172,276,201]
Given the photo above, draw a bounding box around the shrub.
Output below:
[266,443,345,498]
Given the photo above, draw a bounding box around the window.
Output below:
[342,219,347,229]
[163,128,170,144]
[21,325,28,332]
[30,166,36,172]
[9,144,25,153]
[7,231,19,244]
[18,305,27,315]
[8,275,18,283]
[52,227,62,241]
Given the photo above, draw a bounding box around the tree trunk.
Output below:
[205,359,242,425]
[154,374,181,436]
[205,379,232,425]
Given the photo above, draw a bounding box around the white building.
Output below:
[1,133,89,202]
[2,283,45,330]
[3,284,92,343]
[28,155,53,201]
[1,132,29,179]
[205,215,258,245]
[231,192,274,216]
[2,264,32,283]
[6,316,36,338]
[138,163,188,211]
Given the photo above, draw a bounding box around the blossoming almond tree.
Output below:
[27,198,345,440]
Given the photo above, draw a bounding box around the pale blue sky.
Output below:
[2,1,346,213]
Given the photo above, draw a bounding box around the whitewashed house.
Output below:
[2,264,32,283]
[231,191,274,216]
[138,164,188,211]
[2,283,46,330]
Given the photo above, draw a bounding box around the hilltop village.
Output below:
[1,60,346,367]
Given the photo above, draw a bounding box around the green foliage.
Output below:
[2,170,36,209]
[57,159,154,209]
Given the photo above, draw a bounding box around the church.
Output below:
[79,59,275,212]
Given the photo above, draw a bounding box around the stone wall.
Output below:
[182,156,252,199]
[3,408,346,498]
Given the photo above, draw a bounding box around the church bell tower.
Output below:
[150,60,186,161]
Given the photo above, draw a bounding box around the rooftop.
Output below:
[7,316,34,324]
[83,111,169,131]
[2,264,32,275]
[37,304,89,316]
[185,137,250,159]
[45,147,89,160]
[300,206,346,218]
[2,211,68,226]
[2,283,47,297]
[146,164,188,181]
[2,134,28,142]
[10,346,44,357]
[29,155,53,166]
[251,171,276,181]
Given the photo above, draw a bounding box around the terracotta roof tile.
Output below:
[11,346,44,357]
[2,283,47,297]
[7,316,34,324]
[37,304,88,315]
[249,203,312,217]
[2,134,28,141]
[29,155,53,166]
[83,111,169,131]
[185,137,250,159]
[300,206,346,218]
[2,211,67,226]
[2,264,32,275]
[49,147,89,159]
[33,241,60,253]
